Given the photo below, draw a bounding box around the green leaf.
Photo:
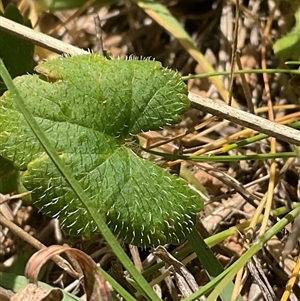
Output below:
[0,54,203,247]
[273,8,300,61]
[32,0,117,11]
[0,4,35,95]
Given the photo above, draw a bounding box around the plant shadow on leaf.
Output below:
[0,155,18,194]
[0,54,203,247]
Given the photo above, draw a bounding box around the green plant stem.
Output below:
[0,60,160,301]
[142,149,297,162]
[187,228,243,301]
[285,61,300,65]
[181,68,300,80]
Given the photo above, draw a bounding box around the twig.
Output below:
[188,92,300,146]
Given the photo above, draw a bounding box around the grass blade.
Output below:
[187,228,243,301]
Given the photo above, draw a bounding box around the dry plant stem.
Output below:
[211,177,267,204]
[174,112,299,167]
[190,119,231,141]
[189,92,300,146]
[259,144,276,237]
[262,4,277,122]
[0,214,80,279]
[283,209,300,258]
[259,4,279,237]
[129,245,143,272]
[280,257,300,301]
[0,192,31,206]
[247,259,276,301]
[94,14,105,55]
[212,113,300,155]
[170,112,299,168]
[162,270,176,300]
[252,256,277,300]
[231,267,243,301]
[0,195,10,206]
[194,162,259,207]
[228,0,239,107]
[18,0,29,15]
[135,271,171,299]
[168,266,192,300]
[160,264,179,301]
[190,105,300,144]
[236,51,255,113]
[9,192,32,201]
[266,237,300,296]
[148,116,217,150]
[247,157,296,240]
[229,0,264,33]
[0,16,88,55]
[153,246,200,295]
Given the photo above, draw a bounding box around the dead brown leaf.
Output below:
[25,245,114,301]
[0,286,14,301]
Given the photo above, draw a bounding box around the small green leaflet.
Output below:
[0,54,203,247]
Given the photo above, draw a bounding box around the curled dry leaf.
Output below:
[25,245,114,301]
